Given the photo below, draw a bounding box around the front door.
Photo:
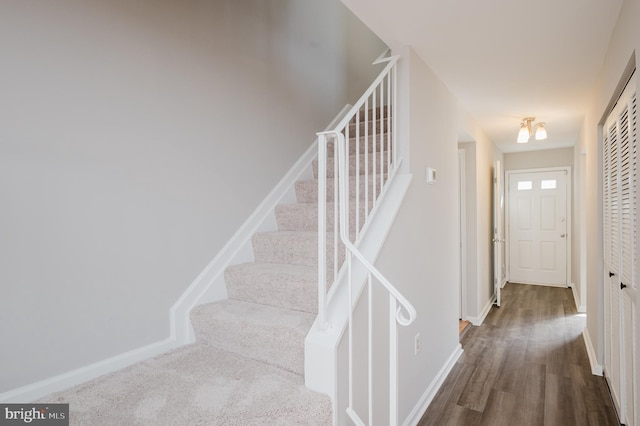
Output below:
[508,169,568,287]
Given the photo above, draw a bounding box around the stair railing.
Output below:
[317,52,399,330]
[316,52,417,425]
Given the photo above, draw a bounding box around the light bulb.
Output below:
[534,123,547,140]
[517,123,530,143]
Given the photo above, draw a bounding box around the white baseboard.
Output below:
[582,329,603,376]
[467,296,494,326]
[402,344,463,426]
[0,338,179,403]
[570,283,586,312]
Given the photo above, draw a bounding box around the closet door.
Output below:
[620,88,637,426]
[603,76,637,426]
[603,108,622,415]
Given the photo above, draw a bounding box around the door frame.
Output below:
[493,160,504,306]
[505,166,572,288]
[458,148,468,320]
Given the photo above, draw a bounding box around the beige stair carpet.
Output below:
[42,344,331,426]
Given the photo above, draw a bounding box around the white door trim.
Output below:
[505,166,572,288]
[458,148,468,320]
[493,160,504,306]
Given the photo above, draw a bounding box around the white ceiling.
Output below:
[341,0,624,153]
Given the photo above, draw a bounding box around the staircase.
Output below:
[39,194,333,424]
[38,110,392,425]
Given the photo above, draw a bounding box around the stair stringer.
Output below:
[304,173,412,426]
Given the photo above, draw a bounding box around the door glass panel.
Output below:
[518,181,533,190]
[541,179,557,189]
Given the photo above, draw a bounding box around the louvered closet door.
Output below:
[604,114,623,414]
[602,75,637,426]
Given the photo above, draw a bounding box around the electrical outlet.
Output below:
[414,333,421,355]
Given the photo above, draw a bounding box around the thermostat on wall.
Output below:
[426,167,437,184]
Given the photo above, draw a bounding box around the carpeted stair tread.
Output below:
[275,202,368,232]
[41,343,331,425]
[225,262,317,313]
[191,299,314,375]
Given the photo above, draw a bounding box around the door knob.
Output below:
[609,271,615,277]
[621,282,627,290]
[560,234,566,238]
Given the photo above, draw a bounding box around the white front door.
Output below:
[508,170,568,286]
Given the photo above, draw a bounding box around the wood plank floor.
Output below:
[418,283,619,426]
[459,320,471,335]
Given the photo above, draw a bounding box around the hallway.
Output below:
[419,283,619,426]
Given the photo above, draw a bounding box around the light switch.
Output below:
[426,167,436,184]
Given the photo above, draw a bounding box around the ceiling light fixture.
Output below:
[517,117,547,143]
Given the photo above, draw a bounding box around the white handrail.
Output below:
[330,56,399,137]
[315,51,416,425]
[332,130,417,325]
[317,53,400,329]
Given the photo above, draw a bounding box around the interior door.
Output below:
[493,160,504,306]
[508,170,568,286]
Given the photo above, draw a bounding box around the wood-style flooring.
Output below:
[419,283,619,426]
[459,320,471,335]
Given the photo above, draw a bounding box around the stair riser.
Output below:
[295,175,387,203]
[225,266,318,314]
[353,105,389,121]
[276,202,369,232]
[313,152,391,178]
[326,133,392,156]
[191,301,314,375]
[347,118,390,134]
[252,232,345,271]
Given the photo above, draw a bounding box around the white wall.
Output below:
[458,111,504,322]
[458,143,479,320]
[331,44,504,422]
[0,0,386,394]
[504,147,574,171]
[578,0,639,368]
[347,46,500,423]
[369,46,460,422]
